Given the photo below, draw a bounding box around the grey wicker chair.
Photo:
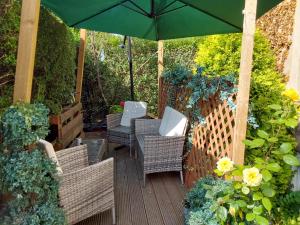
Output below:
[107,101,147,157]
[135,106,188,186]
[38,140,115,225]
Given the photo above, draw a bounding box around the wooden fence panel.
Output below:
[158,78,236,188]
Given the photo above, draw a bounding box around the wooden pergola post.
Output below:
[13,0,41,103]
[232,0,258,165]
[285,0,300,91]
[158,40,164,117]
[75,29,87,103]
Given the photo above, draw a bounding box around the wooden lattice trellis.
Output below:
[158,78,236,188]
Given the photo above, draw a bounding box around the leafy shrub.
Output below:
[194,31,297,197]
[213,146,300,225]
[0,1,79,114]
[109,105,123,114]
[0,103,65,224]
[278,191,300,223]
[184,176,231,225]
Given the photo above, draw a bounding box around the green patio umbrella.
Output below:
[42,0,282,41]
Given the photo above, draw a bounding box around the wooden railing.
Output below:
[158,78,236,188]
[50,102,84,150]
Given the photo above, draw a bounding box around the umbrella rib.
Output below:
[121,4,149,17]
[70,0,129,27]
[157,5,187,17]
[178,0,242,31]
[128,0,151,17]
[157,0,177,14]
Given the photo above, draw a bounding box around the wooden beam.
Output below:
[232,0,258,165]
[13,0,41,103]
[285,0,300,91]
[158,41,164,118]
[75,29,87,102]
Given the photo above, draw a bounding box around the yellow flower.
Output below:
[229,207,236,216]
[243,167,263,187]
[282,88,300,101]
[217,157,234,174]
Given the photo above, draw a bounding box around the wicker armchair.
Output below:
[38,140,115,225]
[135,107,188,186]
[107,101,147,157]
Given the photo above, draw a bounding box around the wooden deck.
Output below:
[77,134,186,225]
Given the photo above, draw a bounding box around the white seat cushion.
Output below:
[120,101,147,127]
[38,139,63,175]
[159,106,188,137]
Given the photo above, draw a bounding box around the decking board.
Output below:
[76,138,185,225]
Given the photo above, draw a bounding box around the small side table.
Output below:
[73,138,107,164]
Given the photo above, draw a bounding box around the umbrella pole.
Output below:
[128,37,134,101]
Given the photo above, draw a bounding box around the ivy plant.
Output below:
[0,103,66,225]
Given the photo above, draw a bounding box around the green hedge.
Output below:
[0,0,79,114]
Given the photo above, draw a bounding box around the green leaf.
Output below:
[280,143,293,154]
[283,155,300,166]
[262,187,276,197]
[261,169,272,182]
[268,137,278,143]
[268,104,281,110]
[285,118,298,128]
[266,163,281,172]
[257,130,269,139]
[250,139,265,148]
[253,192,263,201]
[253,205,263,215]
[246,213,255,221]
[256,216,269,225]
[217,206,228,222]
[262,197,272,212]
[232,169,243,177]
[236,200,247,208]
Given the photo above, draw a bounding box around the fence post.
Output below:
[75,29,87,103]
[158,40,164,117]
[13,0,41,103]
[232,0,258,164]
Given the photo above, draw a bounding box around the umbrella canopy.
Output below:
[42,0,282,41]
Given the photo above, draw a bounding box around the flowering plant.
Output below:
[213,151,299,225]
[213,157,279,225]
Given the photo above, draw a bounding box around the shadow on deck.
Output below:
[76,133,186,225]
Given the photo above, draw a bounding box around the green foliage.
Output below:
[0,103,49,150]
[32,8,79,114]
[82,32,201,122]
[194,31,297,200]
[184,176,231,225]
[0,103,65,224]
[0,0,20,110]
[277,191,300,223]
[109,105,123,114]
[195,31,285,125]
[0,1,79,114]
[244,101,299,196]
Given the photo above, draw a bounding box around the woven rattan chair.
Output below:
[38,140,115,225]
[135,106,188,186]
[107,101,147,157]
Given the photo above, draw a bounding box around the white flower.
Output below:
[243,167,263,187]
[217,157,234,173]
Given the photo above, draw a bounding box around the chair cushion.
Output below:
[159,106,188,137]
[136,134,145,153]
[120,101,147,127]
[38,139,63,175]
